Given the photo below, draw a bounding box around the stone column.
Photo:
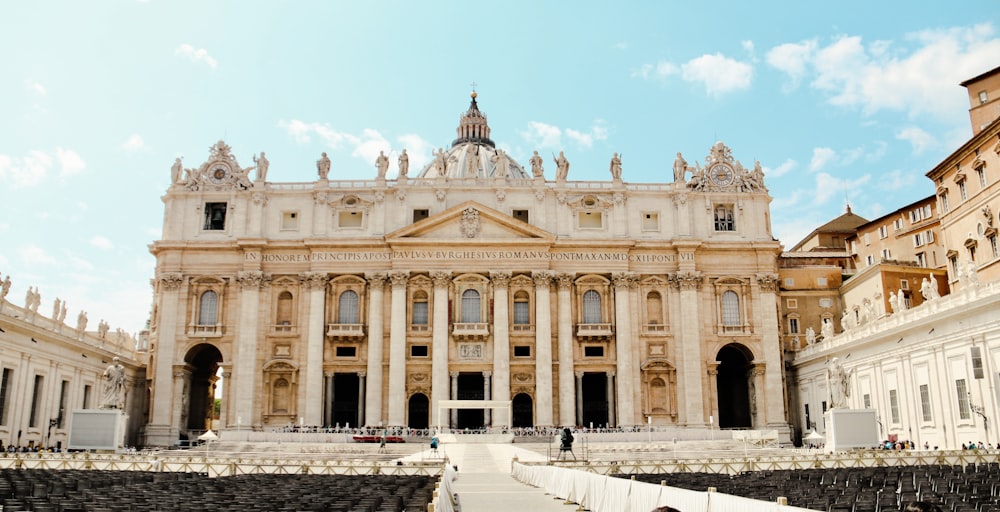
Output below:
[431,271,451,430]
[147,273,183,445]
[675,270,705,426]
[235,271,267,427]
[533,271,554,426]
[575,371,584,427]
[387,271,410,426]
[607,371,617,427]
[364,273,387,426]
[612,272,637,426]
[483,371,492,426]
[490,271,511,427]
[450,371,459,428]
[218,364,232,428]
[323,372,334,427]
[756,273,786,428]
[556,273,575,427]
[302,272,327,426]
[357,372,366,427]
[706,362,719,427]
[171,366,192,433]
[750,364,765,428]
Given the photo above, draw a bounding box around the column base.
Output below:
[143,424,180,448]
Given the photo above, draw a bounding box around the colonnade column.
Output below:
[357,372,366,427]
[706,362,719,428]
[556,273,575,427]
[483,371,492,426]
[172,366,191,432]
[607,371,616,427]
[533,271,554,426]
[490,272,511,427]
[364,273,387,426]
[218,364,232,429]
[431,272,451,430]
[675,270,705,426]
[575,371,584,427]
[386,271,410,426]
[323,371,334,427]
[450,372,459,428]
[756,274,786,427]
[148,273,183,445]
[750,364,765,428]
[303,272,327,426]
[612,272,636,426]
[236,271,267,426]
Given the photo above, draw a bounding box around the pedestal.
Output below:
[69,409,127,451]
[824,408,879,453]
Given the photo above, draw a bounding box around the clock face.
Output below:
[710,164,734,186]
[209,166,228,184]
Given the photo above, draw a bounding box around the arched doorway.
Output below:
[456,373,485,429]
[716,344,752,428]
[512,393,533,428]
[408,393,429,430]
[183,343,223,432]
[581,372,609,428]
[330,373,360,428]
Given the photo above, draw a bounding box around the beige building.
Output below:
[0,282,146,449]
[144,93,789,446]
[962,65,1000,136]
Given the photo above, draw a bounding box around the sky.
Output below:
[1,1,999,334]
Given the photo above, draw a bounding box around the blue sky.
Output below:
[2,1,999,333]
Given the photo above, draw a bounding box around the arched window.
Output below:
[198,290,218,325]
[461,289,481,323]
[338,290,359,324]
[646,291,663,324]
[721,290,740,326]
[412,290,429,326]
[583,290,602,323]
[513,291,530,325]
[272,378,289,414]
[276,291,293,325]
[650,377,667,413]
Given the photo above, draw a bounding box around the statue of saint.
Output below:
[553,151,569,180]
[433,148,447,176]
[966,260,979,285]
[821,318,833,340]
[398,149,409,178]
[530,150,544,178]
[491,149,509,178]
[171,157,184,184]
[0,275,10,302]
[673,152,688,183]
[827,357,851,409]
[805,326,816,345]
[53,297,62,321]
[888,290,899,314]
[77,310,89,332]
[609,152,622,181]
[98,319,110,339]
[317,152,331,179]
[101,357,126,409]
[465,147,479,177]
[375,150,390,179]
[253,152,269,181]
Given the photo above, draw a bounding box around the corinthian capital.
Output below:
[430,271,451,287]
[366,272,388,287]
[490,271,512,288]
[672,271,702,290]
[612,272,637,288]
[555,272,575,289]
[237,270,265,290]
[389,271,411,287]
[532,271,553,288]
[158,272,184,290]
[301,272,329,290]
[756,273,779,293]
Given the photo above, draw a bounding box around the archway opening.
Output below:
[408,393,429,430]
[512,393,533,428]
[331,373,360,428]
[183,343,223,432]
[455,373,485,429]
[716,344,752,429]
[581,372,609,428]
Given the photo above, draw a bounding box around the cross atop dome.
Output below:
[452,87,494,148]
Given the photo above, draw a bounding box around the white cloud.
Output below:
[20,244,57,267]
[631,61,678,81]
[815,172,871,205]
[121,134,145,152]
[55,147,86,177]
[896,126,936,154]
[565,122,609,149]
[765,39,817,92]
[521,121,563,148]
[396,134,434,175]
[277,120,359,148]
[277,121,430,174]
[175,43,217,69]
[680,53,753,96]
[24,79,46,96]
[766,158,796,178]
[809,147,836,172]
[0,150,52,187]
[89,236,113,250]
[349,128,391,165]
[882,169,918,190]
[613,41,629,50]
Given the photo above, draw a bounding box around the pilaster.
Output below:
[533,271,554,426]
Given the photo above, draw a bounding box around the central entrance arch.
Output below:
[408,393,429,430]
[716,343,753,429]
[512,393,533,428]
[183,343,223,433]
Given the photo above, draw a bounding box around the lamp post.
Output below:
[969,393,989,444]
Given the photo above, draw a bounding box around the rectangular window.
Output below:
[881,248,892,260]
[713,205,735,231]
[978,168,987,188]
[866,255,875,266]
[29,375,43,428]
[584,346,604,357]
[916,252,927,268]
[512,209,529,223]
[513,346,531,357]
[990,234,998,258]
[578,211,603,228]
[819,298,833,308]
[413,209,429,223]
[863,394,871,409]
[940,193,950,213]
[335,346,356,358]
[893,219,903,231]
[817,277,828,286]
[878,226,888,239]
[83,384,92,409]
[281,211,299,230]
[788,318,799,334]
[338,211,363,228]
[920,384,932,422]
[0,369,11,425]
[412,301,428,326]
[979,90,988,104]
[900,279,909,290]
[889,389,900,424]
[926,230,934,243]
[959,181,968,201]
[913,233,924,247]
[642,212,659,231]
[410,345,428,357]
[956,379,971,420]
[203,202,227,230]
[786,299,797,309]
[513,301,530,325]
[972,347,984,379]
[58,380,69,428]
[863,233,870,245]
[783,278,794,287]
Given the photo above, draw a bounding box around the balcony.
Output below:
[576,323,613,340]
[642,323,668,335]
[718,324,751,335]
[188,324,223,337]
[326,323,365,340]
[409,324,431,333]
[452,322,489,340]
[511,323,535,335]
[270,323,299,336]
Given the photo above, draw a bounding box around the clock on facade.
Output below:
[709,163,735,186]
[209,166,229,184]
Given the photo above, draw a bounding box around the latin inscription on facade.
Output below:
[245,251,679,263]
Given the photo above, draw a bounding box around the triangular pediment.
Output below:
[386,201,555,242]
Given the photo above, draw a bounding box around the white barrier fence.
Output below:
[513,462,815,512]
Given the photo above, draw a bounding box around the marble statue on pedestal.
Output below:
[101,357,126,409]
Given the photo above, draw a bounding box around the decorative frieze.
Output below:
[159,273,184,290]
[756,273,779,292]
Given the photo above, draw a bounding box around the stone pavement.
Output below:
[405,443,578,512]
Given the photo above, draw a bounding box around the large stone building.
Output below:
[144,93,789,446]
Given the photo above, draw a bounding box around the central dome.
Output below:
[416,93,530,179]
